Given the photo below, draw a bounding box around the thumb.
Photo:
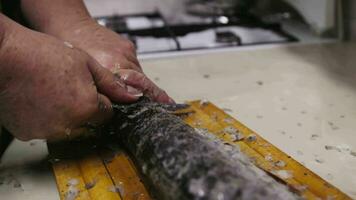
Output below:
[118,69,174,104]
[87,58,143,103]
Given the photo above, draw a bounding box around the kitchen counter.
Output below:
[1,42,356,199]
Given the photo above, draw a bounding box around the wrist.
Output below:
[20,0,96,40]
[50,18,102,49]
[42,15,96,39]
[55,17,98,39]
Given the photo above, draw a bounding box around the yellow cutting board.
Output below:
[48,100,351,200]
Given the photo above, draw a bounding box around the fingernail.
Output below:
[120,73,129,81]
[127,85,143,97]
[112,63,121,74]
[115,75,126,88]
[63,41,74,49]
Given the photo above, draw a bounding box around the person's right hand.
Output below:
[0,23,143,141]
[51,19,174,104]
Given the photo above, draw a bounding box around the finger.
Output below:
[48,94,113,142]
[87,93,113,125]
[118,69,174,104]
[87,58,143,103]
[123,54,143,71]
[112,59,143,73]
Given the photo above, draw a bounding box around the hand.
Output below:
[0,24,142,141]
[58,20,141,72]
[55,20,174,103]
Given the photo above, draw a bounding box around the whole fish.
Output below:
[103,98,299,200]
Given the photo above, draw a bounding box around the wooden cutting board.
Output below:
[48,100,351,200]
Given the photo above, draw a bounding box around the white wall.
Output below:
[285,0,336,35]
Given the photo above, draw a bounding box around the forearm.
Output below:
[0,14,16,79]
[0,14,10,51]
[0,16,6,85]
[0,16,15,155]
[21,0,95,37]
[0,13,32,91]
[0,14,17,91]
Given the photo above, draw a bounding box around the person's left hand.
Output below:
[56,20,174,103]
[58,20,142,72]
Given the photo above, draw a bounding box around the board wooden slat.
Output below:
[100,150,151,200]
[77,154,122,200]
[52,160,90,200]
[49,100,351,200]
[52,153,122,200]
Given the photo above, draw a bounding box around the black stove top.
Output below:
[95,12,297,54]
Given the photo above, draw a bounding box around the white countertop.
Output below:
[141,42,356,198]
[1,42,356,199]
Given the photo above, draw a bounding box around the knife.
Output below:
[0,128,14,161]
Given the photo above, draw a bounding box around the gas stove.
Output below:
[95,12,297,54]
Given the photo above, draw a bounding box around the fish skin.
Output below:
[103,98,299,200]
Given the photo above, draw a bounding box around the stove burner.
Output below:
[215,31,242,45]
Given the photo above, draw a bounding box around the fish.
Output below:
[101,97,299,200]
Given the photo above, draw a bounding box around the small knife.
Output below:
[0,128,14,161]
